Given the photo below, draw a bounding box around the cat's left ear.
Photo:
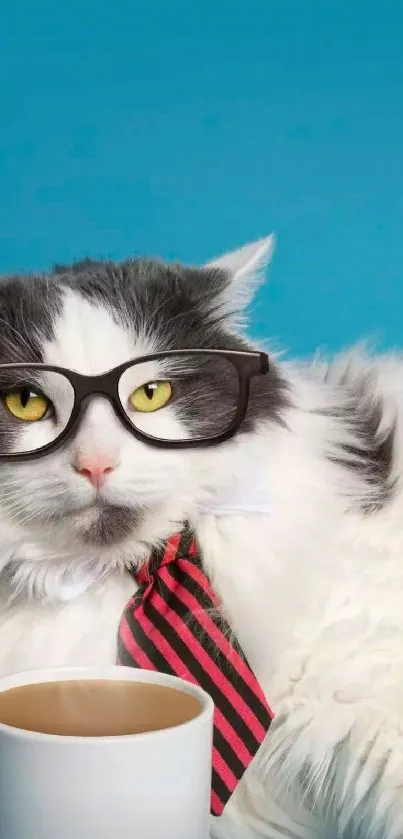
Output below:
[206,234,275,314]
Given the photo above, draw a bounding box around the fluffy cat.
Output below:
[0,237,402,839]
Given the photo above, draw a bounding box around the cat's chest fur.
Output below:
[0,508,319,686]
[0,509,366,700]
[1,498,403,775]
[0,570,134,676]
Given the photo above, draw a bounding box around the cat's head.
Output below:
[0,235,287,562]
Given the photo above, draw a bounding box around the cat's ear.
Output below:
[205,234,275,318]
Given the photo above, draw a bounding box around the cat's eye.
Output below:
[128,381,172,413]
[3,388,51,422]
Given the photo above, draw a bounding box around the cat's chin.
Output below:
[62,503,143,547]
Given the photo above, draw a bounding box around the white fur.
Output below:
[1,241,403,839]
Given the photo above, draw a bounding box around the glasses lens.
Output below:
[0,367,74,455]
[118,352,241,443]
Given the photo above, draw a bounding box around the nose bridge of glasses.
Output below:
[67,370,123,437]
[69,374,123,445]
[72,369,120,404]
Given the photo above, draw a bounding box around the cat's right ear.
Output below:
[204,234,275,326]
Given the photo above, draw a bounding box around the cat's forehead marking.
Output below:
[43,288,154,374]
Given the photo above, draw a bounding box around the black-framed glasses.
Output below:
[0,350,269,461]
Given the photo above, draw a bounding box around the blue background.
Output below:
[1,0,402,356]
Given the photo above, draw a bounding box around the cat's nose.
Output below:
[74,455,116,488]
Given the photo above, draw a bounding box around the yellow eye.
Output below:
[3,388,50,422]
[129,381,172,413]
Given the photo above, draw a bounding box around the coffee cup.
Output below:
[0,665,214,839]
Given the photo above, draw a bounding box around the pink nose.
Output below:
[75,456,116,488]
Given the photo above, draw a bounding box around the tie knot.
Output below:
[135,529,196,586]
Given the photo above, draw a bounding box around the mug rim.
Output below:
[0,665,214,744]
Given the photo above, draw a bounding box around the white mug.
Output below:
[0,665,214,839]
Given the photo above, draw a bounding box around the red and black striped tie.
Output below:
[117,525,273,817]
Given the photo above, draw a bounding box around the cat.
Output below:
[0,236,403,839]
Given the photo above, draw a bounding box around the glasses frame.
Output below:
[0,349,270,461]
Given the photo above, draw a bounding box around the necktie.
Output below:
[118,525,273,816]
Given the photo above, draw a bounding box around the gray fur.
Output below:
[318,364,396,512]
[65,505,143,547]
[0,272,62,363]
